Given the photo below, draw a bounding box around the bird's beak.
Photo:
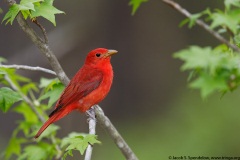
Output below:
[105,49,118,57]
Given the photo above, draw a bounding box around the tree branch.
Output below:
[162,0,240,52]
[16,14,70,86]
[84,107,96,160]
[5,1,138,160]
[94,105,139,160]
[0,64,56,75]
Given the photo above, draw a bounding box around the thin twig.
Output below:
[84,107,96,160]
[162,0,240,52]
[0,64,56,75]
[94,105,139,160]
[32,19,49,44]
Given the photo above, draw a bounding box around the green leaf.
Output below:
[61,133,101,157]
[17,143,54,160]
[210,11,239,34]
[190,72,228,98]
[174,46,213,70]
[188,13,202,28]
[39,83,64,107]
[179,18,189,28]
[2,4,20,25]
[31,0,64,26]
[21,82,38,95]
[129,0,148,15]
[63,150,73,160]
[14,102,38,123]
[20,0,43,11]
[0,8,3,14]
[224,0,240,10]
[39,77,58,89]
[0,57,7,64]
[0,87,22,112]
[5,137,26,159]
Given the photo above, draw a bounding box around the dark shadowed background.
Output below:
[1,0,240,159]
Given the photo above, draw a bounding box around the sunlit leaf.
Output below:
[61,133,101,158]
[31,0,64,26]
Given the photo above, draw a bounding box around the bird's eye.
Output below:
[96,53,101,57]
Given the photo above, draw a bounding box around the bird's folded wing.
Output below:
[49,68,103,117]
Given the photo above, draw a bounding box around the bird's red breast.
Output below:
[35,48,117,138]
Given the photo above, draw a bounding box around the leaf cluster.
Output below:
[174,45,240,98]
[173,0,240,98]
[2,0,64,26]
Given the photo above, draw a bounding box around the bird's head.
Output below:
[85,48,118,66]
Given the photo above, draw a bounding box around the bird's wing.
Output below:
[49,68,103,117]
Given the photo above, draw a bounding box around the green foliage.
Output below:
[174,45,240,98]
[0,87,22,112]
[2,0,64,26]
[18,142,56,160]
[175,0,240,98]
[5,137,26,159]
[0,66,100,159]
[39,78,64,107]
[61,132,101,159]
[129,0,148,15]
[180,0,240,36]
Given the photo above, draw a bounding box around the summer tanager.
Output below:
[35,48,117,138]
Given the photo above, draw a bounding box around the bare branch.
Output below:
[32,19,49,44]
[162,0,240,52]
[94,105,139,160]
[0,64,56,75]
[84,107,96,160]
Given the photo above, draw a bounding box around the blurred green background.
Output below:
[1,0,240,159]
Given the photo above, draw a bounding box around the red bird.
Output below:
[35,48,117,138]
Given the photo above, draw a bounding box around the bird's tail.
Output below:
[34,106,70,139]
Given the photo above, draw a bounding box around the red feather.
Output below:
[35,48,117,138]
